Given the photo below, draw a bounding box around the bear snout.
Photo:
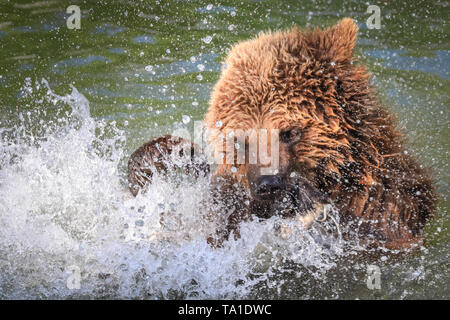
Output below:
[249,173,330,220]
[253,175,286,199]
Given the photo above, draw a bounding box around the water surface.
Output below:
[0,0,448,299]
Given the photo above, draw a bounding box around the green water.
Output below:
[0,0,448,299]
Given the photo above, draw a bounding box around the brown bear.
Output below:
[128,18,437,250]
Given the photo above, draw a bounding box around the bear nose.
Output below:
[255,175,285,198]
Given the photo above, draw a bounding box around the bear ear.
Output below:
[328,18,358,62]
[308,18,358,63]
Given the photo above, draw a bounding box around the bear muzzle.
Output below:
[250,173,330,220]
[253,175,286,199]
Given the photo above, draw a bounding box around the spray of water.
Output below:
[0,80,346,299]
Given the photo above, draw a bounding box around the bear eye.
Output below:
[280,128,301,144]
[280,130,292,143]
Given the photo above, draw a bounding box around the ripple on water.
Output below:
[52,56,111,74]
[108,48,126,54]
[364,49,450,80]
[94,24,126,37]
[133,35,156,44]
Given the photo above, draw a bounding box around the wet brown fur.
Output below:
[204,18,437,249]
[128,135,208,196]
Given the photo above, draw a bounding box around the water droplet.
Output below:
[135,220,144,227]
[202,36,213,44]
[182,115,191,124]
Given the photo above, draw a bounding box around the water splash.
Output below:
[0,80,364,299]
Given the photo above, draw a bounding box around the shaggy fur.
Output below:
[129,18,437,250]
[128,135,208,196]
